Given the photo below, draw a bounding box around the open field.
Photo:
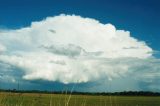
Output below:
[0,92,160,106]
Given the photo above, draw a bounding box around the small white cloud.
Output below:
[0,43,6,52]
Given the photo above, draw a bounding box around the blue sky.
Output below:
[0,0,160,92]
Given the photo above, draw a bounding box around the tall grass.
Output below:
[1,92,160,106]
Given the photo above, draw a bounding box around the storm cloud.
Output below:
[0,14,159,91]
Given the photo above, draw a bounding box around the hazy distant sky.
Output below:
[0,0,160,92]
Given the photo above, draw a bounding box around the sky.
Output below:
[0,0,160,92]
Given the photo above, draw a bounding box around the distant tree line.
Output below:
[0,89,160,96]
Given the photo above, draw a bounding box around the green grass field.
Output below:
[0,92,160,106]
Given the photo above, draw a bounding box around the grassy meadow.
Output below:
[0,92,160,106]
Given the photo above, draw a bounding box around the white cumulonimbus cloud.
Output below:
[0,14,155,84]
